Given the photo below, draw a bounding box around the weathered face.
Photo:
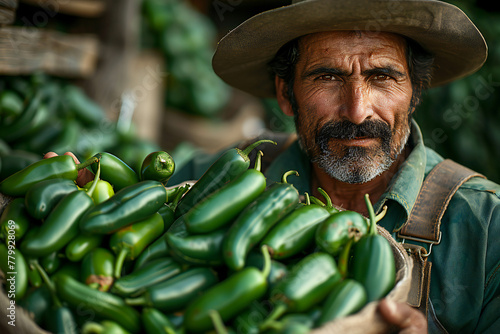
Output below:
[277,31,414,184]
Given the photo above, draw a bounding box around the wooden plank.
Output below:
[20,0,104,18]
[0,26,99,77]
[0,0,17,9]
[0,7,15,24]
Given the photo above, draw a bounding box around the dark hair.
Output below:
[268,34,435,113]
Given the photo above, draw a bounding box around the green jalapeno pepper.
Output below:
[40,250,62,274]
[52,261,81,282]
[109,212,164,278]
[0,197,34,242]
[26,257,43,288]
[54,273,142,333]
[315,210,368,256]
[166,227,227,266]
[316,279,367,325]
[48,118,80,155]
[83,178,115,204]
[0,83,46,142]
[20,188,94,257]
[18,284,52,325]
[24,177,78,220]
[65,234,103,262]
[63,84,105,127]
[0,242,28,299]
[132,232,170,271]
[20,163,101,257]
[125,267,219,314]
[142,307,177,334]
[0,149,40,181]
[44,303,78,334]
[350,194,396,302]
[140,151,175,185]
[0,90,23,119]
[0,154,96,197]
[183,245,272,332]
[91,152,139,190]
[262,193,330,260]
[32,259,79,334]
[80,180,167,235]
[111,257,182,297]
[184,151,266,234]
[175,139,276,217]
[81,247,115,292]
[245,251,289,293]
[262,252,342,329]
[158,203,176,232]
[223,171,300,271]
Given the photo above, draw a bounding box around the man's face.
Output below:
[281,31,414,184]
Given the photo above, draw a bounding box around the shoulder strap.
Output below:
[397,159,485,318]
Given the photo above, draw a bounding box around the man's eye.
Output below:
[318,75,337,81]
[373,74,391,81]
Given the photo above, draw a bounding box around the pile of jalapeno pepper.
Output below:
[0,138,396,334]
[0,73,165,184]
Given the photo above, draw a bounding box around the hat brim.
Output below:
[212,0,488,98]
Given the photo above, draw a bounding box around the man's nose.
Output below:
[339,83,374,124]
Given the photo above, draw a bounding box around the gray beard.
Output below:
[306,125,410,184]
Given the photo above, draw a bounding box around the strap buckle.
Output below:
[399,231,442,257]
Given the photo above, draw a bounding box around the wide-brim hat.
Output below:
[212,0,488,98]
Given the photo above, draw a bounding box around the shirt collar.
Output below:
[374,119,427,220]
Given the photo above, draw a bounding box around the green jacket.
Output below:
[169,120,500,333]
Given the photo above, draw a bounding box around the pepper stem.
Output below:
[209,310,228,334]
[338,238,354,279]
[364,194,377,236]
[240,139,277,157]
[309,195,325,207]
[32,260,61,307]
[317,187,333,209]
[304,192,310,205]
[260,245,272,279]
[76,155,99,171]
[259,303,287,331]
[282,170,299,184]
[254,150,263,172]
[86,160,101,197]
[114,248,129,279]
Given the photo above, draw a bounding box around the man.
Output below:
[170,0,499,333]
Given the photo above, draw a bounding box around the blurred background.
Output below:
[0,0,498,183]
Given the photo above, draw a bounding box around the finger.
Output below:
[378,299,427,333]
[63,151,81,164]
[63,152,94,187]
[43,152,58,159]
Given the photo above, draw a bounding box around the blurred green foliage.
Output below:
[141,0,231,118]
[414,0,500,183]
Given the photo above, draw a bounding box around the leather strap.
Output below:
[397,159,485,316]
[398,159,484,243]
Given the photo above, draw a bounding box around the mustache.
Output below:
[316,120,392,149]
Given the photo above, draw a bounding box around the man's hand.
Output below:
[378,299,428,333]
[44,151,94,187]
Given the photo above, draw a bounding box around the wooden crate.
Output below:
[19,0,105,18]
[0,26,98,77]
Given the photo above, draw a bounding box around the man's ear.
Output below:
[275,76,294,117]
